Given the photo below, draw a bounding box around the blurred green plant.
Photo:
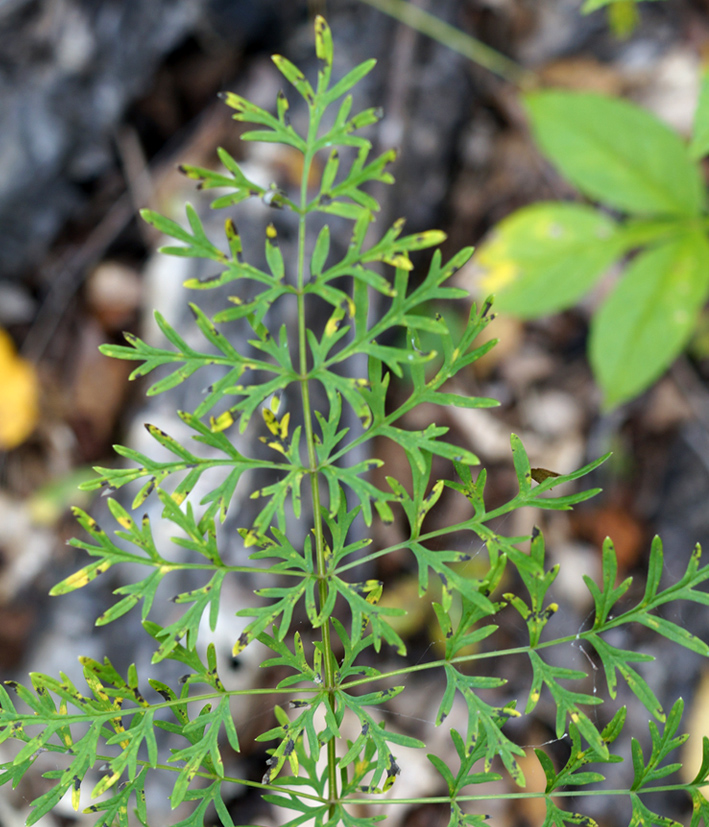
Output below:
[354,0,531,85]
[2,16,709,827]
[355,0,667,80]
[582,0,667,38]
[353,0,693,409]
[476,82,709,409]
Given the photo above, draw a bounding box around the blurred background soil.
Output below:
[3,1,709,825]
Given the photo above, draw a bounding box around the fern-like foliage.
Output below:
[3,16,709,827]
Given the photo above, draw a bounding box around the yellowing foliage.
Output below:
[0,328,39,450]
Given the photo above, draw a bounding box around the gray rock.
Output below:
[0,0,224,280]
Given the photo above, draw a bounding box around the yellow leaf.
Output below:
[0,328,39,449]
[71,778,81,811]
[209,410,234,432]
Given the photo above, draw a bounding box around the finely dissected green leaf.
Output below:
[313,146,395,215]
[629,794,683,827]
[590,230,709,408]
[272,54,315,104]
[484,434,609,517]
[152,571,228,662]
[644,534,665,603]
[82,768,149,827]
[53,490,308,651]
[542,799,601,827]
[337,692,424,793]
[444,434,610,542]
[314,14,333,69]
[438,665,525,784]
[690,787,709,827]
[587,633,661,718]
[504,531,560,647]
[511,432,532,493]
[167,696,239,807]
[180,145,266,203]
[584,537,709,660]
[0,658,188,826]
[99,308,282,403]
[536,731,621,826]
[312,103,384,157]
[321,59,377,106]
[259,630,325,692]
[527,650,605,755]
[233,572,309,656]
[380,421,479,471]
[220,90,306,156]
[475,202,622,317]
[173,782,238,827]
[629,701,687,804]
[428,728,504,827]
[524,90,704,216]
[334,576,406,654]
[635,613,709,656]
[539,717,623,795]
[50,505,149,595]
[584,536,633,627]
[142,204,232,261]
[9,17,709,827]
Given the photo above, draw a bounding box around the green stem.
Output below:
[95,754,703,807]
[338,642,546,690]
[14,686,319,728]
[333,509,520,576]
[338,626,613,689]
[89,754,329,802]
[356,0,535,87]
[331,786,696,805]
[95,747,707,808]
[297,137,339,815]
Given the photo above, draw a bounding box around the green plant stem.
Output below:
[338,639,577,691]
[334,514,523,576]
[10,687,323,732]
[356,0,535,86]
[335,786,698,805]
[135,562,292,575]
[88,753,701,808]
[86,756,330,802]
[297,136,339,815]
[92,753,709,806]
[339,617,653,689]
[333,467,589,576]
